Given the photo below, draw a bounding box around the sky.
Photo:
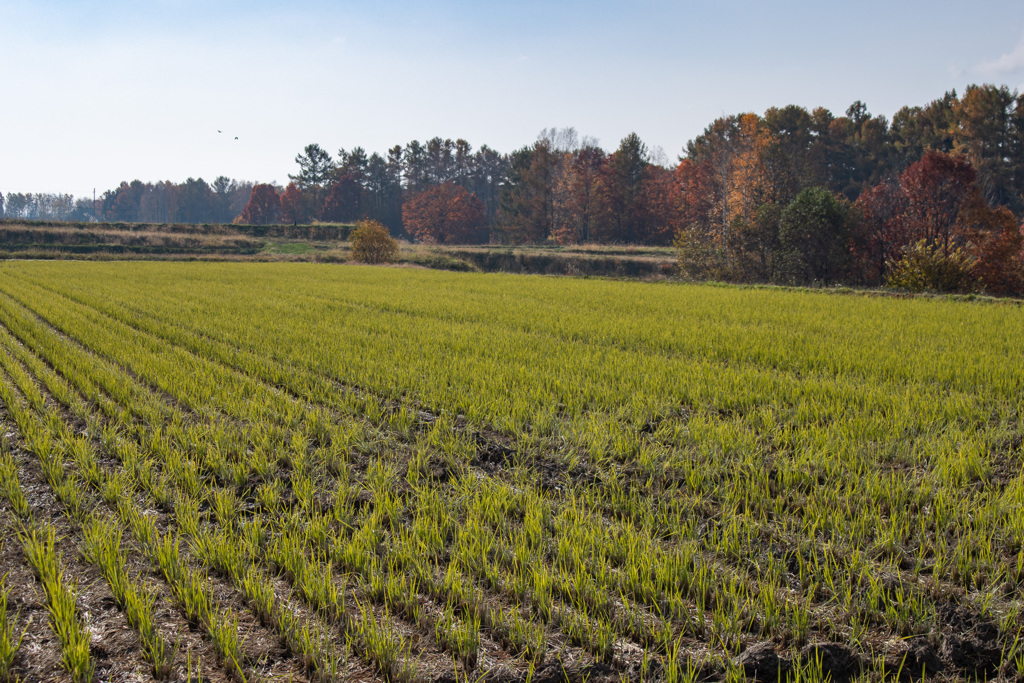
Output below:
[3,0,1024,198]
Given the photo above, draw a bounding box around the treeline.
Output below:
[236,130,662,246]
[236,140,508,243]
[0,178,255,225]
[671,85,1024,292]
[5,83,1024,294]
[100,178,254,224]
[1,193,85,222]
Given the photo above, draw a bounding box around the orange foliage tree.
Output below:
[725,114,777,229]
[280,183,305,226]
[551,148,608,244]
[237,184,280,225]
[672,159,721,278]
[403,183,485,244]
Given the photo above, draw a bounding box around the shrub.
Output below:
[350,220,397,264]
[885,239,975,293]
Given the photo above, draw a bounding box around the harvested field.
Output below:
[0,261,1021,682]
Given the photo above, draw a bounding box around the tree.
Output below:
[403,183,485,244]
[470,144,508,226]
[551,147,608,244]
[684,114,786,271]
[211,176,231,223]
[139,181,178,223]
[891,91,957,164]
[723,115,780,279]
[972,214,1024,295]
[497,141,557,243]
[108,180,145,222]
[853,178,909,284]
[280,183,305,226]
[684,115,742,253]
[289,144,334,217]
[958,189,1024,294]
[672,158,721,278]
[762,104,817,199]
[385,145,406,230]
[175,177,215,224]
[338,147,368,183]
[237,184,281,225]
[362,152,402,230]
[900,150,976,255]
[4,193,30,219]
[726,114,778,225]
[425,137,455,185]
[321,174,361,222]
[952,84,1019,208]
[453,139,473,188]
[602,132,650,242]
[350,219,398,263]
[638,165,677,245]
[403,140,429,195]
[777,187,852,284]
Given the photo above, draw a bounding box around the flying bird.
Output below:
[234,136,239,140]
[218,130,222,133]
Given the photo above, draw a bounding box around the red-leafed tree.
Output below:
[321,174,361,222]
[900,150,976,255]
[403,183,485,244]
[674,158,717,231]
[237,184,280,225]
[280,183,305,226]
[638,165,677,245]
[852,178,909,284]
[959,190,1024,294]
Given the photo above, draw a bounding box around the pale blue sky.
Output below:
[3,0,1024,197]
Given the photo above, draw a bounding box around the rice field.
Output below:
[0,260,1021,682]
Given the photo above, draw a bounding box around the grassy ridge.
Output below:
[0,220,678,278]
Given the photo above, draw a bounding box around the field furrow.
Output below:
[0,261,1020,682]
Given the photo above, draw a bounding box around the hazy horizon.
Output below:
[3,0,1024,198]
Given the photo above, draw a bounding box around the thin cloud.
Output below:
[975,31,1024,75]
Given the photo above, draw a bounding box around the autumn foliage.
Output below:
[960,195,1024,294]
[900,151,976,254]
[852,180,909,283]
[349,219,398,264]
[280,183,305,226]
[237,184,281,225]
[850,150,1024,293]
[403,183,485,244]
[70,82,1022,296]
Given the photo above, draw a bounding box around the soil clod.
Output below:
[739,641,791,681]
